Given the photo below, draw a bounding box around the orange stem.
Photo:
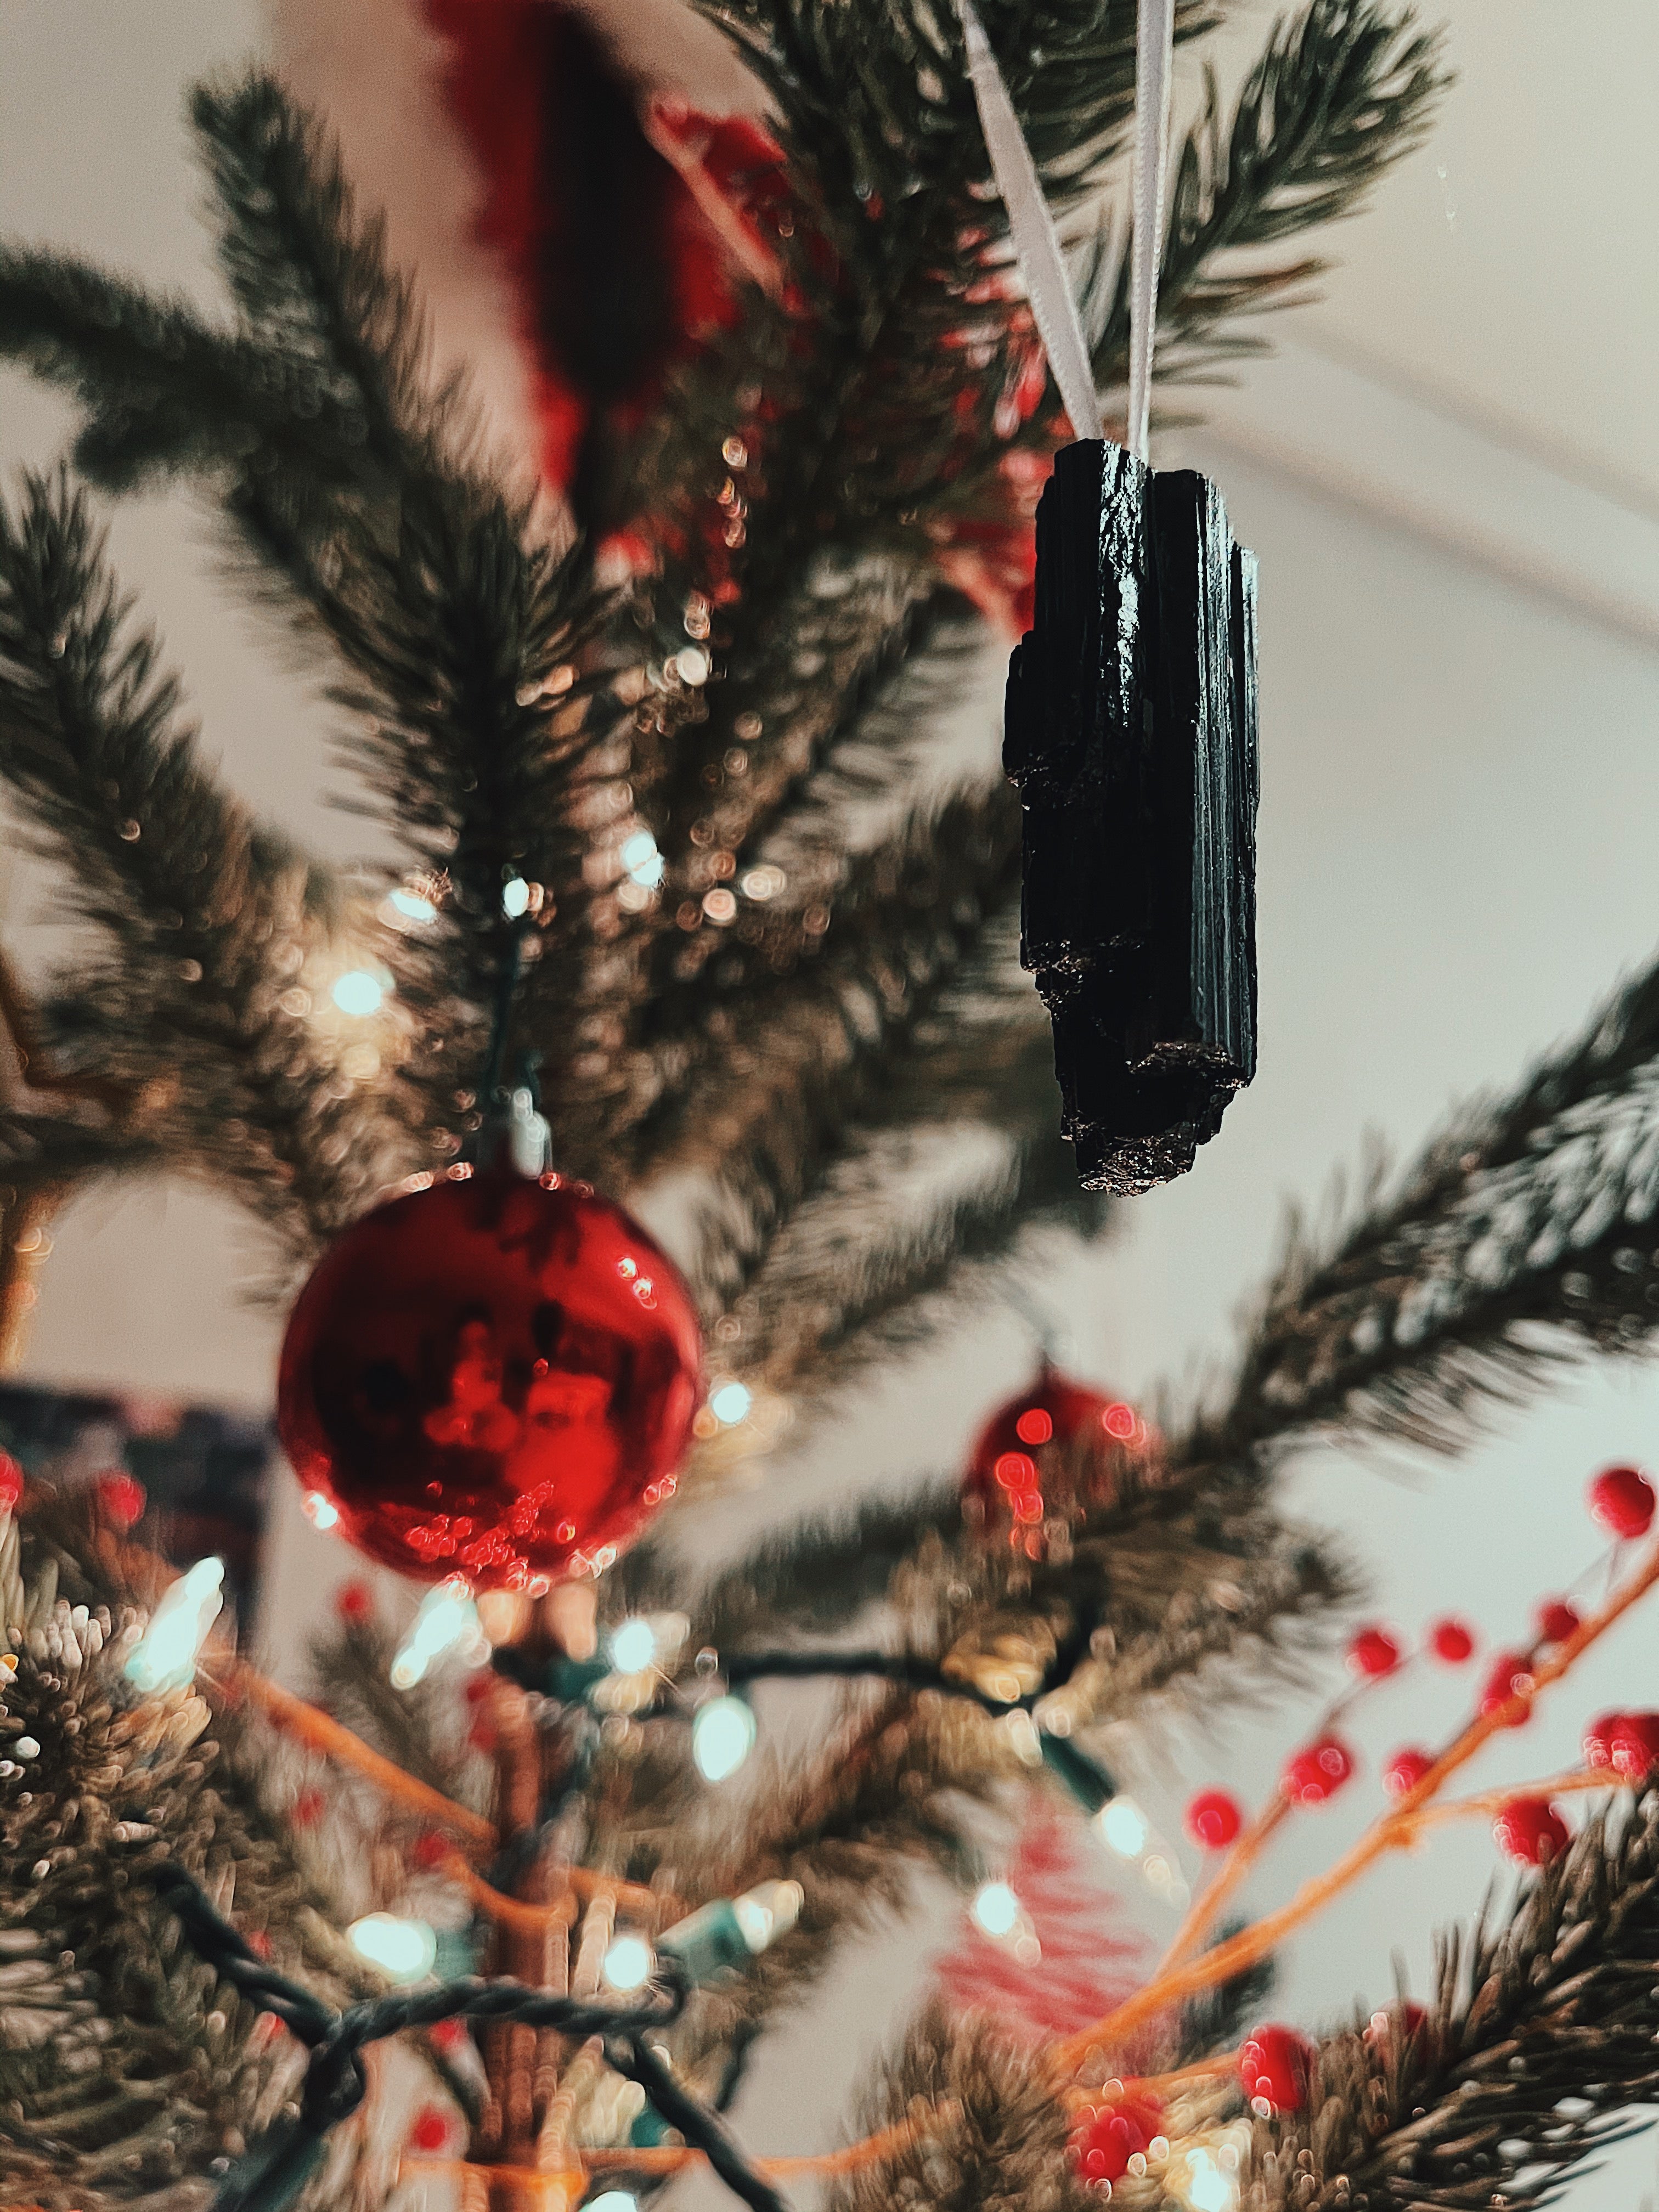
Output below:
[1054,1532,1659,2068]
[440,1847,669,1929]
[229,1658,496,1849]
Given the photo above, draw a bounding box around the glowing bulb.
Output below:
[709,1380,752,1426]
[602,1935,654,1992]
[348,1913,437,1983]
[1182,2149,1238,2212]
[675,646,710,687]
[302,1490,339,1531]
[1098,1796,1149,1858]
[331,970,384,1017]
[391,1581,480,1689]
[731,1879,803,1954]
[126,1557,224,1693]
[970,1881,1020,1938]
[501,876,531,919]
[385,887,438,927]
[620,831,665,889]
[692,1695,757,1782]
[608,1617,657,1675]
[588,2196,639,2212]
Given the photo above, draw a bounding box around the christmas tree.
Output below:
[9,6,1659,2211]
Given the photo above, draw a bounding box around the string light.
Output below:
[302,1490,339,1531]
[383,887,438,928]
[331,970,385,1017]
[1178,2148,1240,2212]
[348,1913,437,1983]
[620,831,665,890]
[708,1380,752,1426]
[970,1881,1020,1937]
[608,1617,658,1675]
[501,877,531,919]
[1095,1794,1190,1908]
[601,1934,654,1993]
[692,1694,757,1782]
[390,1581,483,1689]
[125,1557,224,1694]
[588,2196,639,2212]
[1097,1798,1147,1857]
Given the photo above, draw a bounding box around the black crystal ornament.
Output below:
[1004,439,1259,1195]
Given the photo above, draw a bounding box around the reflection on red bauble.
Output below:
[962,1366,1139,1530]
[277,1166,701,1588]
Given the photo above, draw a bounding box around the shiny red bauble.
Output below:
[1584,1709,1659,1781]
[1281,1734,1356,1805]
[1346,1625,1402,1679]
[1535,1598,1581,1646]
[1479,1651,1535,1726]
[961,1367,1137,1528]
[1184,1787,1244,1851]
[1383,1746,1435,1799]
[277,1166,701,1588]
[1428,1617,1476,1664]
[1068,2094,1163,2187]
[1492,1796,1568,1867]
[1588,1463,1656,1540]
[1239,2024,1315,2115]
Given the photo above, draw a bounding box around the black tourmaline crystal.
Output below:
[1004,439,1259,1194]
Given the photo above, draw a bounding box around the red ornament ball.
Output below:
[1535,1598,1581,1646]
[1428,1617,1476,1664]
[1588,1463,1656,1541]
[962,1368,1129,1527]
[1068,2094,1163,2186]
[1346,1624,1402,1679]
[1184,1787,1244,1852]
[1239,2024,1315,2115]
[409,2104,451,2154]
[1383,1746,1435,1800]
[97,1469,146,1531]
[1492,1796,1569,1867]
[1281,1733,1356,1806]
[1584,1709,1659,1781]
[1479,1651,1535,1726]
[278,1167,702,1588]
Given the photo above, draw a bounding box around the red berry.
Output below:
[1429,1617,1476,1664]
[97,1470,145,1530]
[1184,1788,1244,1852]
[1479,1651,1536,1726]
[1606,1711,1659,1782]
[1364,1999,1428,2051]
[1492,1796,1570,1867]
[1383,1746,1435,1799]
[1535,1598,1581,1646]
[409,2104,450,2154]
[334,1577,374,1624]
[428,2017,468,2053]
[1239,2024,1315,2115]
[1067,2094,1163,2185]
[291,1785,325,1829]
[1281,1734,1356,1806]
[1588,1464,1656,1541]
[411,1829,450,1871]
[0,1454,22,1513]
[1346,1625,1402,1679]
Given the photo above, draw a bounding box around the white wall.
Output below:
[5,5,1659,2204]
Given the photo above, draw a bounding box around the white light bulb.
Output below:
[602,1935,654,1993]
[391,1582,479,1689]
[125,1557,224,1694]
[1182,2150,1238,2212]
[675,646,710,687]
[620,832,665,889]
[331,970,385,1017]
[348,1914,437,1983]
[588,2194,639,2212]
[501,876,531,919]
[970,1881,1020,1939]
[1098,1796,1149,1859]
[731,1878,803,1955]
[708,1380,752,1426]
[608,1618,657,1675]
[302,1490,339,1532]
[386,887,438,926]
[692,1695,757,1782]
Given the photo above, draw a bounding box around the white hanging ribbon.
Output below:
[959,0,1175,460]
[1126,0,1175,462]
[958,0,1103,443]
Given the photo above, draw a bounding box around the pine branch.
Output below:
[1265,1792,1659,2210]
[1186,945,1659,1481]
[307,1614,481,1810]
[0,472,413,1253]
